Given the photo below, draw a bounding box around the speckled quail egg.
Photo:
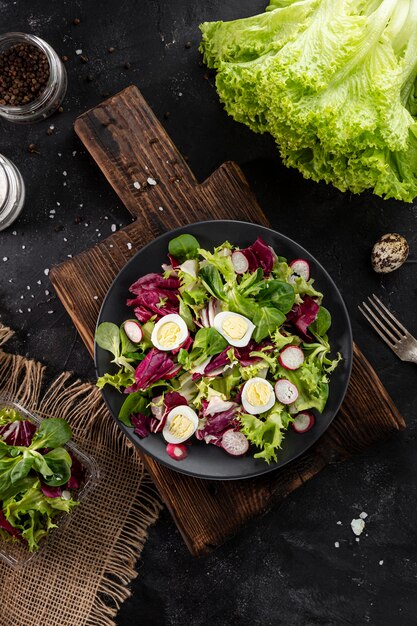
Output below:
[241,378,275,415]
[162,405,198,444]
[151,314,188,351]
[213,311,255,347]
[371,233,409,274]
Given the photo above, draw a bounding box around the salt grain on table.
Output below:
[351,518,365,536]
[111,224,117,232]
[44,268,49,275]
[147,177,157,185]
[133,181,140,189]
[359,512,368,520]
[334,542,340,548]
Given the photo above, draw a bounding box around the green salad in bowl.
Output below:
[95,232,342,465]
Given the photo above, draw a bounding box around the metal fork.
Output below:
[358,294,417,364]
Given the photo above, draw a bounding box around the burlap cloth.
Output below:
[0,325,162,626]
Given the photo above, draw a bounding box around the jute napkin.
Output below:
[0,325,162,626]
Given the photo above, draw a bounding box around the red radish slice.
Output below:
[221,430,249,456]
[290,259,310,281]
[232,250,249,274]
[166,443,188,460]
[279,346,305,370]
[292,411,315,433]
[123,320,143,344]
[275,379,299,404]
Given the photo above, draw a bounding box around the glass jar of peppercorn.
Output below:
[0,32,67,123]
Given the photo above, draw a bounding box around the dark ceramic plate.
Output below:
[95,221,353,480]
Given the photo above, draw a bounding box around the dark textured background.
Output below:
[1,2,416,624]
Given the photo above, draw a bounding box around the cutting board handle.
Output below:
[75,85,197,227]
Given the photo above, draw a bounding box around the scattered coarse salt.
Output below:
[56,202,60,206]
[93,296,98,300]
[22,245,26,249]
[379,560,384,566]
[351,518,365,536]
[45,290,50,296]
[20,295,23,300]
[111,224,117,232]
[84,223,89,227]
[47,310,54,314]
[334,542,340,548]
[359,512,368,520]
[109,244,113,248]
[127,243,132,250]
[49,125,54,131]
[147,177,157,186]
[158,206,164,211]
[67,254,73,258]
[63,171,67,176]
[63,182,67,187]
[337,521,342,525]
[63,238,68,242]
[72,151,77,157]
[178,92,183,97]
[58,152,62,157]
[26,285,30,290]
[50,209,56,214]
[2,257,7,262]
[133,181,140,189]
[44,268,50,276]
[27,308,31,312]
[12,231,16,235]
[18,309,23,314]
[355,537,360,543]
[75,49,82,55]
[37,280,41,285]
[79,203,83,208]
[104,215,108,220]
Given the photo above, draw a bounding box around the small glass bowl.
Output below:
[0,398,99,569]
[0,33,67,124]
[0,154,25,231]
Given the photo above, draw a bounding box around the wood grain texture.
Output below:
[50,86,405,556]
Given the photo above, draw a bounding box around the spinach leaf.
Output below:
[193,327,228,356]
[168,234,200,262]
[253,307,286,342]
[95,322,121,359]
[29,418,72,450]
[10,456,34,483]
[199,265,225,300]
[178,297,196,331]
[119,393,150,427]
[256,280,295,313]
[310,306,331,336]
[42,448,72,486]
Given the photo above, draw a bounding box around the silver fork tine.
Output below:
[371,294,409,337]
[361,302,399,344]
[358,304,396,350]
[366,297,404,341]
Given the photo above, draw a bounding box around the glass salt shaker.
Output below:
[0,32,67,123]
[0,154,25,231]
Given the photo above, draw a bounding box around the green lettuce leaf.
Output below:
[239,403,292,463]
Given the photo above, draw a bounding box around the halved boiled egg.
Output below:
[241,378,275,415]
[151,314,188,351]
[162,405,198,444]
[213,311,255,347]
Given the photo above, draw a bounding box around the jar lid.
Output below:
[0,163,8,214]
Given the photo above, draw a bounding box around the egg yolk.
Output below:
[168,414,194,440]
[247,382,271,407]
[222,316,248,341]
[157,322,181,349]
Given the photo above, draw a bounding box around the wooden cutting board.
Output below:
[50,86,405,556]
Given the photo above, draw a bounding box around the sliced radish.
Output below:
[166,443,188,460]
[221,430,249,456]
[290,259,310,281]
[179,259,199,278]
[123,320,143,344]
[279,346,304,370]
[292,411,315,433]
[275,379,299,404]
[232,250,249,274]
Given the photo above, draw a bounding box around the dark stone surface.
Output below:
[0,2,416,625]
